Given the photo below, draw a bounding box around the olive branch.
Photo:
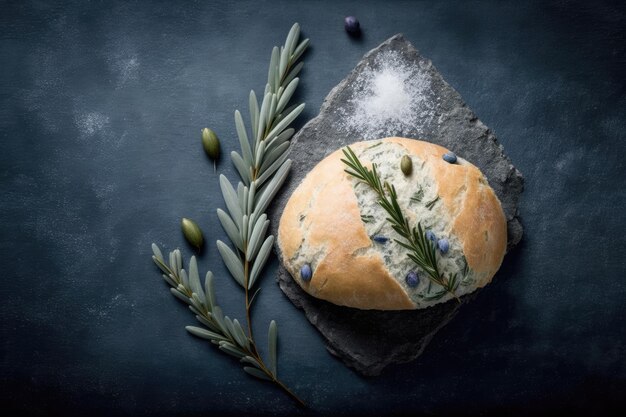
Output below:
[340,146,461,303]
[151,23,308,406]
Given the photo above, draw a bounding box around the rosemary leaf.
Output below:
[249,90,259,137]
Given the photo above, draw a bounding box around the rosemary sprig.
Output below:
[340,146,461,303]
[150,23,308,406]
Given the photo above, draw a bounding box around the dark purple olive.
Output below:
[405,271,419,288]
[344,16,360,35]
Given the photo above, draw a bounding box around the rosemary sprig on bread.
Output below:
[341,146,461,302]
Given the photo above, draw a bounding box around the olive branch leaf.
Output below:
[151,23,308,406]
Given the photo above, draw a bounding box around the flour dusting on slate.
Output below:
[338,51,435,139]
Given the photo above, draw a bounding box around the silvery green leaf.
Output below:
[161,273,176,288]
[235,110,253,165]
[284,22,300,58]
[281,61,303,88]
[254,140,266,170]
[267,93,277,128]
[153,257,170,274]
[191,293,205,312]
[247,215,269,261]
[169,251,176,272]
[249,90,259,138]
[188,304,202,317]
[237,182,245,210]
[264,103,305,141]
[230,151,250,185]
[180,269,189,290]
[219,175,242,230]
[219,341,245,358]
[291,38,309,63]
[195,314,219,332]
[186,326,228,342]
[224,316,240,346]
[279,46,289,82]
[249,235,274,289]
[275,77,299,115]
[276,85,284,101]
[174,249,182,273]
[274,48,280,91]
[266,128,294,154]
[233,319,250,349]
[217,209,244,251]
[170,287,191,304]
[255,160,291,215]
[247,180,256,215]
[267,46,279,90]
[241,355,262,368]
[211,306,227,334]
[256,92,271,142]
[242,185,249,214]
[241,214,248,248]
[151,243,163,261]
[243,366,272,381]
[268,320,278,376]
[204,271,216,311]
[188,256,204,300]
[216,240,245,288]
[259,141,290,174]
[264,82,270,96]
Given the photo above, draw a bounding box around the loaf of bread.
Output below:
[277,137,507,310]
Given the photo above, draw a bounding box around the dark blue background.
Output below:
[1,0,625,415]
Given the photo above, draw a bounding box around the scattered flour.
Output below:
[75,112,110,138]
[338,50,435,139]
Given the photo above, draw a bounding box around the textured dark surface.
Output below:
[1,1,626,416]
[269,34,523,375]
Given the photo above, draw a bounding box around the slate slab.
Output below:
[269,34,524,376]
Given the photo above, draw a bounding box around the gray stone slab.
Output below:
[269,34,524,376]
